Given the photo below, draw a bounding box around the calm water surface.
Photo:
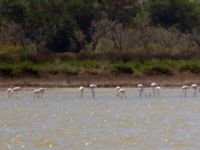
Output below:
[0,88,200,150]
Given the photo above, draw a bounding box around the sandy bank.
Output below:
[0,74,200,88]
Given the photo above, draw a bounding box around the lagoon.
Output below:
[0,88,200,150]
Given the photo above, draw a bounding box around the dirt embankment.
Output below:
[0,73,200,88]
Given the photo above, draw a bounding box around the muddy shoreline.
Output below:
[0,74,200,88]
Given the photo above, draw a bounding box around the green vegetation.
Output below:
[0,60,199,77]
[0,62,39,77]
[0,0,200,77]
[143,65,173,76]
[110,63,134,75]
[179,61,200,74]
[0,0,200,54]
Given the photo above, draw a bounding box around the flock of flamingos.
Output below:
[6,82,200,99]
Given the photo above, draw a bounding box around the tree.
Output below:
[148,0,200,31]
[0,20,28,47]
[0,0,27,24]
[99,0,140,25]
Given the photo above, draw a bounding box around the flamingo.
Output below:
[33,88,46,98]
[155,86,161,96]
[12,86,21,98]
[182,85,189,97]
[119,88,127,100]
[137,84,146,97]
[12,86,21,92]
[79,86,84,98]
[90,84,97,98]
[191,84,198,97]
[7,87,13,99]
[116,86,127,100]
[116,86,122,99]
[150,82,158,97]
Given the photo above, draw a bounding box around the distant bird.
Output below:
[191,84,198,97]
[116,86,127,100]
[137,84,146,97]
[119,88,127,100]
[79,86,84,98]
[12,86,21,98]
[116,86,122,99]
[33,88,46,98]
[150,82,158,87]
[150,82,158,97]
[7,87,13,99]
[13,86,21,92]
[90,84,97,98]
[182,85,189,97]
[155,86,161,96]
[115,86,121,91]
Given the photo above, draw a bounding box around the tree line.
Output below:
[1,0,200,58]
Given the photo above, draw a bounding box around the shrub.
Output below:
[144,65,173,76]
[61,66,79,75]
[80,60,98,69]
[110,63,134,75]
[179,63,200,74]
[46,64,79,76]
[57,52,76,62]
[20,63,39,76]
[0,62,39,77]
[0,44,22,55]
[0,64,14,76]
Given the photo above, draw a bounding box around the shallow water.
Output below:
[0,88,200,150]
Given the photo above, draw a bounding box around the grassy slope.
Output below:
[0,59,200,87]
[1,59,200,76]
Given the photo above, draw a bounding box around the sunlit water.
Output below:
[0,88,200,150]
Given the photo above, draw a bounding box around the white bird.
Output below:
[79,86,84,98]
[116,86,127,100]
[12,86,21,91]
[137,84,146,97]
[12,86,21,98]
[116,86,122,98]
[151,82,158,87]
[33,88,46,98]
[119,88,127,100]
[191,84,198,97]
[155,86,161,96]
[7,87,13,99]
[182,85,189,97]
[150,82,158,97]
[116,86,121,90]
[90,84,97,98]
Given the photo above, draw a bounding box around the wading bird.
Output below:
[90,84,97,98]
[182,85,189,97]
[116,86,127,100]
[137,84,146,97]
[116,86,122,99]
[79,86,84,98]
[12,86,21,98]
[150,82,158,97]
[7,87,13,99]
[33,88,46,98]
[156,86,161,97]
[191,84,198,97]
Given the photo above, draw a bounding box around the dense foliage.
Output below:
[0,0,200,59]
[1,59,200,77]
